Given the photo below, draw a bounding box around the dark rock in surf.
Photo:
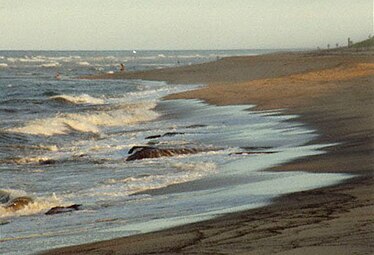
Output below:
[145,134,162,139]
[4,196,34,211]
[126,146,221,161]
[184,124,207,129]
[163,132,185,137]
[45,204,82,215]
[145,132,185,140]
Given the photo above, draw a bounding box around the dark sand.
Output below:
[44,50,374,254]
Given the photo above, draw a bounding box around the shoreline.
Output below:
[43,50,374,254]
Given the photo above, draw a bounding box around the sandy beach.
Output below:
[44,49,374,254]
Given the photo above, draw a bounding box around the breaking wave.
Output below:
[0,189,64,218]
[49,94,105,105]
[0,156,54,165]
[78,61,90,66]
[6,102,159,136]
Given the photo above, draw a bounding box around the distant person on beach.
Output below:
[55,72,61,80]
[120,63,126,72]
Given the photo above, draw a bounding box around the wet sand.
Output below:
[44,50,374,254]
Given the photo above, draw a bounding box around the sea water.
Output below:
[0,50,350,255]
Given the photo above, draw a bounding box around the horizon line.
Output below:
[0,47,313,52]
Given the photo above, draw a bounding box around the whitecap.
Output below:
[0,63,8,68]
[7,57,17,62]
[0,192,64,218]
[78,61,90,66]
[8,116,100,136]
[19,57,46,63]
[6,102,159,136]
[40,62,60,68]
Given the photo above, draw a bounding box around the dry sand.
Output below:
[43,50,374,254]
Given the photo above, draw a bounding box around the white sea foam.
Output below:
[0,191,64,218]
[87,162,217,197]
[37,144,59,151]
[50,94,105,105]
[78,61,90,66]
[19,57,46,63]
[40,62,60,68]
[7,102,159,136]
[7,57,17,62]
[8,117,100,136]
[0,63,8,68]
[2,156,53,165]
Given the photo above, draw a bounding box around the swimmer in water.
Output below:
[55,72,61,80]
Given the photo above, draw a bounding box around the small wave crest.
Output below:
[0,156,55,165]
[97,162,217,196]
[78,61,90,66]
[49,94,105,105]
[6,102,159,136]
[0,190,64,218]
[40,62,60,68]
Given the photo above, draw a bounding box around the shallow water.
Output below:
[0,50,350,255]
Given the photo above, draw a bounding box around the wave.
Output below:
[0,156,55,165]
[78,61,90,66]
[0,189,64,218]
[0,63,8,68]
[98,162,217,196]
[49,94,105,105]
[6,102,159,136]
[40,62,60,68]
[2,144,58,152]
[18,57,47,63]
[7,117,99,136]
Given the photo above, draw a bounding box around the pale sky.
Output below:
[1,0,373,50]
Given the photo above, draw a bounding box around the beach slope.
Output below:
[43,49,374,254]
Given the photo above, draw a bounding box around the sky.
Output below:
[0,0,373,50]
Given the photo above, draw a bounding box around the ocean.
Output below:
[0,50,349,254]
